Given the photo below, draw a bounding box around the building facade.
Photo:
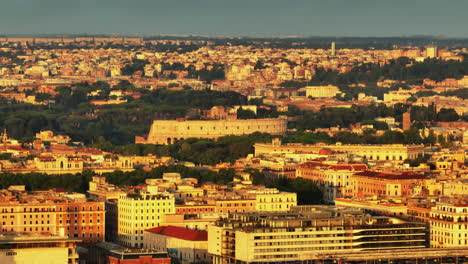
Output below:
[255,140,424,161]
[0,189,105,245]
[208,206,427,264]
[305,85,340,98]
[430,203,468,248]
[0,234,79,264]
[352,171,426,198]
[118,192,175,248]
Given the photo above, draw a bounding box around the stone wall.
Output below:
[146,118,287,145]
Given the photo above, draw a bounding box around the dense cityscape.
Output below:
[1,1,468,263]
[0,35,466,264]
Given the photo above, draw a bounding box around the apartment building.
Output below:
[352,171,426,198]
[430,203,468,248]
[117,191,175,248]
[0,187,104,245]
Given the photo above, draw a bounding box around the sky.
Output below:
[0,0,467,37]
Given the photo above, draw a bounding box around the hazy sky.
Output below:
[1,0,467,37]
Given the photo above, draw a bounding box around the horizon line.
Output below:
[1,33,467,40]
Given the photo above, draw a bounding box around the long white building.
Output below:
[208,206,427,264]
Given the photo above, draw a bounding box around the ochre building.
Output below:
[0,188,105,246]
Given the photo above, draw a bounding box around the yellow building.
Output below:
[0,233,79,264]
[35,130,71,144]
[34,155,83,174]
[443,180,468,196]
[144,118,287,145]
[118,191,175,248]
[253,189,297,212]
[430,203,468,248]
[305,85,340,98]
[426,45,438,58]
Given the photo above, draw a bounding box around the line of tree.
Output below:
[94,132,273,165]
[0,165,323,205]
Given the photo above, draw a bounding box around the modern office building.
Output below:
[208,206,427,264]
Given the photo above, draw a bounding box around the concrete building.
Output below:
[208,206,427,264]
[143,118,287,145]
[426,45,438,58]
[118,191,175,248]
[0,233,79,264]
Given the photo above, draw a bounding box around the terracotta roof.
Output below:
[37,156,55,161]
[299,162,367,171]
[354,171,426,180]
[6,146,28,152]
[145,226,207,241]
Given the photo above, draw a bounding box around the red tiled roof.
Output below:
[78,147,103,155]
[145,226,207,241]
[354,171,426,180]
[37,156,55,161]
[5,145,28,152]
[299,162,367,171]
[318,148,333,155]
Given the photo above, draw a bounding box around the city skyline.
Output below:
[1,0,468,37]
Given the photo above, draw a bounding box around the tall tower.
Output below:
[402,112,411,130]
[331,41,336,56]
[2,129,7,151]
[425,45,438,58]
